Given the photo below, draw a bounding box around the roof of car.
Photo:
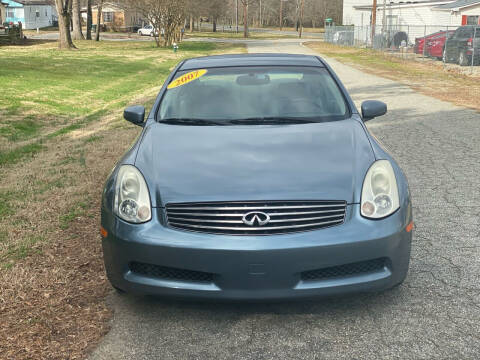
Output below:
[179,53,325,71]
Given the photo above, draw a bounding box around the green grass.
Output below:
[0,192,14,217]
[59,201,89,230]
[0,40,241,117]
[84,135,103,143]
[0,116,43,141]
[0,142,45,166]
[2,235,45,268]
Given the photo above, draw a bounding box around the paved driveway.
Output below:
[90,40,480,359]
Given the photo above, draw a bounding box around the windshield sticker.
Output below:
[167,69,208,89]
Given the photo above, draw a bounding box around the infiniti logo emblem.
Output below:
[242,211,271,226]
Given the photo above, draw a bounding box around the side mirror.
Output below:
[361,100,387,121]
[124,105,145,127]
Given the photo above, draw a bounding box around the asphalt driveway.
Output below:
[90,39,480,359]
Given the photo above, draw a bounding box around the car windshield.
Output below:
[157,66,349,125]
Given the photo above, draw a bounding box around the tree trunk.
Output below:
[298,0,304,38]
[55,0,76,49]
[243,1,248,38]
[71,0,84,39]
[279,0,283,31]
[86,0,92,40]
[189,15,193,32]
[213,18,217,32]
[95,1,102,41]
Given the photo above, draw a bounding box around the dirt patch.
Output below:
[305,42,480,112]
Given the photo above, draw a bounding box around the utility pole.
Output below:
[299,0,304,38]
[279,0,283,31]
[382,0,386,33]
[371,0,377,46]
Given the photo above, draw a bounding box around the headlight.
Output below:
[361,160,399,219]
[114,165,151,223]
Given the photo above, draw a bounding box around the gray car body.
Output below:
[101,54,412,300]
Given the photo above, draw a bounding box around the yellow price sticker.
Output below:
[167,69,208,89]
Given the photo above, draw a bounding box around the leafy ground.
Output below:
[0,39,245,359]
[305,41,480,111]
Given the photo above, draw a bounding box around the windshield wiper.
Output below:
[229,117,318,125]
[160,118,229,126]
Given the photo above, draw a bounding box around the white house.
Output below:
[343,0,480,27]
[4,0,56,29]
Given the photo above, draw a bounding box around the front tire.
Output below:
[458,51,469,66]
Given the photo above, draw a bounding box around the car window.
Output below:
[158,66,349,124]
[458,28,472,38]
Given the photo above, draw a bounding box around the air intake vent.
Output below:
[165,200,346,235]
[129,262,215,283]
[301,258,387,281]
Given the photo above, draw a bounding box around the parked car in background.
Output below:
[425,30,455,60]
[138,24,158,37]
[414,31,448,55]
[443,25,480,66]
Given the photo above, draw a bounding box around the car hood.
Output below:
[135,120,375,207]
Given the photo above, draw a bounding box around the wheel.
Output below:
[458,51,469,66]
[138,30,142,36]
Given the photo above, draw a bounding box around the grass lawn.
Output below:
[0,39,245,360]
[305,41,480,112]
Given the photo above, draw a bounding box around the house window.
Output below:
[7,9,15,18]
[103,11,113,22]
[466,16,479,26]
[36,10,40,18]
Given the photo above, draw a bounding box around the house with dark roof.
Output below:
[343,0,480,27]
[4,0,56,29]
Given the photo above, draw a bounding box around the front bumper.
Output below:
[102,204,412,300]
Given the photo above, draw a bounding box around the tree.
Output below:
[206,0,227,32]
[95,0,102,41]
[71,0,84,40]
[127,0,187,47]
[54,0,76,49]
[86,0,93,40]
[240,0,250,38]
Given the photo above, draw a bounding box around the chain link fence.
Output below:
[325,24,479,74]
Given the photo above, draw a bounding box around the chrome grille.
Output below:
[165,201,347,235]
